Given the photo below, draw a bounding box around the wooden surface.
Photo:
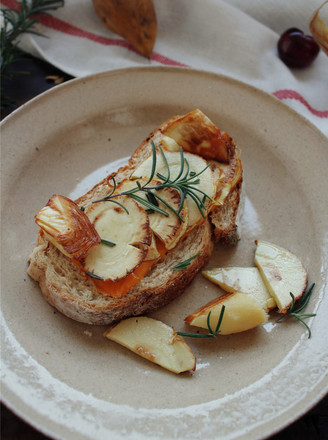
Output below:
[1,55,327,440]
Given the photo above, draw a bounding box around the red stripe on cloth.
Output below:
[1,0,188,67]
[273,89,328,118]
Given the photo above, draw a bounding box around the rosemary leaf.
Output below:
[176,147,186,181]
[151,191,185,222]
[176,331,217,339]
[102,199,130,215]
[101,239,116,247]
[172,252,201,270]
[1,0,65,108]
[106,174,117,197]
[183,162,211,183]
[184,189,206,218]
[180,158,190,181]
[291,282,315,314]
[144,140,157,186]
[145,190,159,207]
[277,283,316,338]
[170,146,185,183]
[176,186,186,215]
[158,145,171,183]
[86,271,104,280]
[128,193,169,217]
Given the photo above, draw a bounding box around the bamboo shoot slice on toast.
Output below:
[35,194,101,260]
[84,197,151,281]
[132,150,216,229]
[113,179,189,250]
[161,109,233,163]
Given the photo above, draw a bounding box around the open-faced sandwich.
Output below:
[27,109,243,326]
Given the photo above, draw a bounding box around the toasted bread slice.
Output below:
[27,110,243,325]
[28,218,214,325]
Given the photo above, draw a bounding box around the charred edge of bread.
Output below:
[210,180,242,245]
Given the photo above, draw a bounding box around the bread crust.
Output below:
[27,112,242,325]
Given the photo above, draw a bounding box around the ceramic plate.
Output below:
[1,67,327,440]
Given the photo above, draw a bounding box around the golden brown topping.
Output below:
[35,195,100,260]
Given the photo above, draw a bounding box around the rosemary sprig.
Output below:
[1,0,65,108]
[277,283,316,338]
[177,307,226,338]
[172,253,201,270]
[94,142,213,221]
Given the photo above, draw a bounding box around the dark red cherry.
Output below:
[277,27,320,68]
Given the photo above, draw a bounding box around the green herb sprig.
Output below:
[277,283,316,338]
[94,141,213,220]
[177,306,225,338]
[172,253,201,270]
[101,239,116,247]
[85,271,103,280]
[1,0,65,107]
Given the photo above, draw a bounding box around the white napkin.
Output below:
[2,0,327,136]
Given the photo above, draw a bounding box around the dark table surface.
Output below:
[1,55,327,440]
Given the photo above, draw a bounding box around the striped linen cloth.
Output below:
[1,0,327,136]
